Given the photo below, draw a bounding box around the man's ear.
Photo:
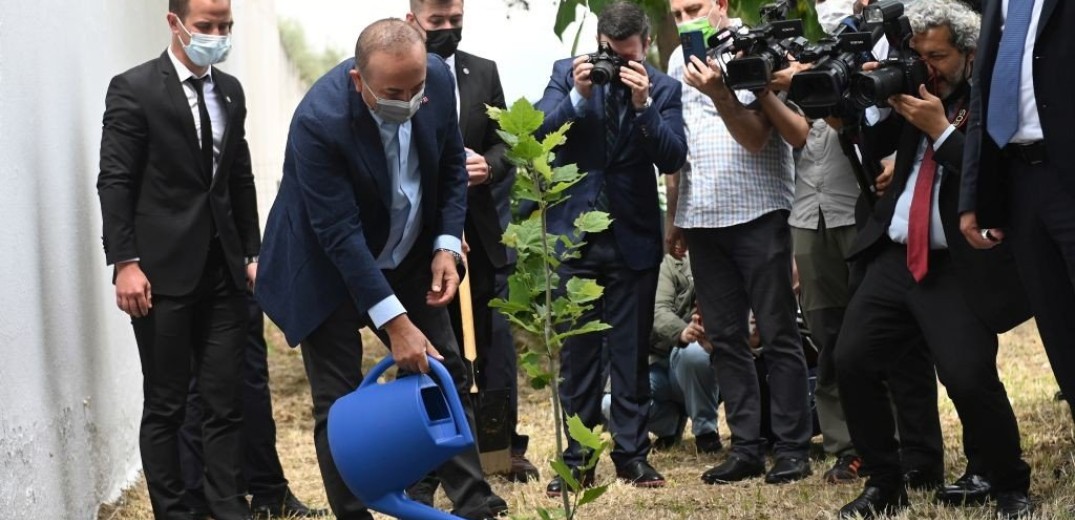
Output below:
[349,69,363,95]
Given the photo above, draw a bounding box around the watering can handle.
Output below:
[358,355,473,444]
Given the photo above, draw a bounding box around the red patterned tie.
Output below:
[906,145,937,282]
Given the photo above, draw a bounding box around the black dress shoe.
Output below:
[506,451,541,483]
[838,486,908,519]
[700,455,765,485]
[615,460,666,488]
[995,490,1034,519]
[903,468,944,491]
[545,468,596,498]
[695,432,723,454]
[934,473,993,506]
[765,456,812,484]
[252,489,328,518]
[487,494,509,517]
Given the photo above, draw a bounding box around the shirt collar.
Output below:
[167,46,213,83]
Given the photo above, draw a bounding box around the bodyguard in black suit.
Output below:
[959,0,1075,424]
[404,0,538,482]
[96,0,258,518]
[533,1,687,495]
[833,2,1032,518]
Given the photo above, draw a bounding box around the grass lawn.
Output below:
[99,321,1075,519]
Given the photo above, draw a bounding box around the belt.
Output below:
[1003,140,1046,165]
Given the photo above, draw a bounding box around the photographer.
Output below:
[831,1,1033,518]
[760,62,943,489]
[533,0,687,496]
[665,0,813,486]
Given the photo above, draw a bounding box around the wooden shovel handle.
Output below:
[458,238,479,393]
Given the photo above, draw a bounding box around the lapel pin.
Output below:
[463,67,470,75]
[422,96,429,104]
[225,95,232,103]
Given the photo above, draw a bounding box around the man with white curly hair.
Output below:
[833,0,1033,518]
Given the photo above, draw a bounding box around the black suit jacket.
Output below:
[98,51,260,296]
[961,0,1075,226]
[850,92,1030,333]
[455,51,513,268]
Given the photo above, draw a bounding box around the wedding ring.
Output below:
[980,228,991,240]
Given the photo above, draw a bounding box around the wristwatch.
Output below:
[244,255,259,265]
[434,248,463,265]
[635,96,653,112]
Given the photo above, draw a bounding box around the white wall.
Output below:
[0,1,302,518]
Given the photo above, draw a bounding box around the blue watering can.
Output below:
[327,355,474,520]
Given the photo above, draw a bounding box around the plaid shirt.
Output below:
[667,47,795,229]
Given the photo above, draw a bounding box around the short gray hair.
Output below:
[907,0,981,53]
[354,18,425,75]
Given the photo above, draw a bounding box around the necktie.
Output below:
[381,121,409,265]
[187,77,214,181]
[906,145,937,282]
[605,85,621,164]
[986,0,1036,147]
[597,86,620,212]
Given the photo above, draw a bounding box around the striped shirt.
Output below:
[667,47,795,229]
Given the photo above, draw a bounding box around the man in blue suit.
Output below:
[255,19,504,520]
[533,1,688,496]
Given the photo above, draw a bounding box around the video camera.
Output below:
[847,2,928,109]
[786,0,926,116]
[587,41,630,86]
[723,0,806,91]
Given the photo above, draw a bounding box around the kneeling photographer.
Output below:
[826,0,1035,518]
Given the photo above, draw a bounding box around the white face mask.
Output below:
[175,18,232,67]
[364,82,425,124]
[814,0,853,35]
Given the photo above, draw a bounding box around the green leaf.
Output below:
[508,136,546,164]
[550,458,580,492]
[576,485,608,507]
[553,0,583,40]
[550,163,583,184]
[567,415,604,451]
[556,320,612,342]
[494,129,519,148]
[565,277,603,304]
[499,98,545,136]
[529,373,553,390]
[541,123,572,154]
[584,441,607,470]
[574,211,612,235]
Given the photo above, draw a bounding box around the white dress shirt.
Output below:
[887,128,956,250]
[167,47,227,175]
[365,111,463,330]
[1001,0,1045,143]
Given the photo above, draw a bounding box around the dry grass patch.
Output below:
[101,322,1075,519]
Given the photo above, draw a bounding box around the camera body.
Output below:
[724,16,805,91]
[788,31,877,117]
[588,41,630,86]
[848,15,928,109]
[783,0,915,117]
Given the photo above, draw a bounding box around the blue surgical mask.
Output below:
[363,82,425,124]
[176,18,232,67]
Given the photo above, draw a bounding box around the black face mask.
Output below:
[425,27,462,58]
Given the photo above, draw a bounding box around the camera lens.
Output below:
[591,60,617,86]
[850,66,905,109]
[726,54,775,91]
[788,56,851,109]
